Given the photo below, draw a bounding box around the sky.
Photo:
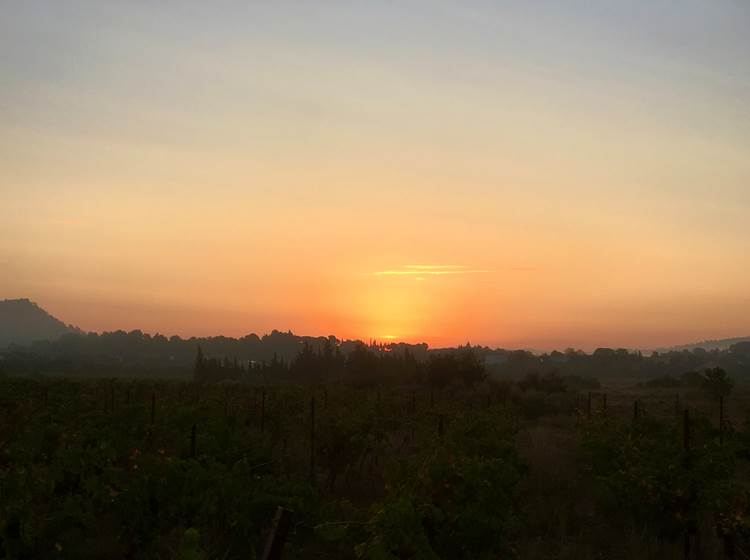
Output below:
[1,1,749,350]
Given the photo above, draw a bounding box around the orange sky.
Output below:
[2,2,749,350]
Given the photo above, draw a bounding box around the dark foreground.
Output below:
[1,376,748,559]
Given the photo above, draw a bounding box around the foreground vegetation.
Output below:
[1,367,749,559]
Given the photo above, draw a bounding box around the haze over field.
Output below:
[2,1,749,350]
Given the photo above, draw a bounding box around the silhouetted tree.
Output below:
[702,367,733,400]
[193,345,205,382]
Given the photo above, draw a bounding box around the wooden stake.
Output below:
[261,389,266,434]
[682,407,694,560]
[261,507,293,560]
[310,396,316,485]
[724,534,735,559]
[190,423,197,458]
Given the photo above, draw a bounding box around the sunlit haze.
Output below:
[2,1,749,350]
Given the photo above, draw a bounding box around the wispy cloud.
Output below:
[372,265,490,276]
[403,265,466,270]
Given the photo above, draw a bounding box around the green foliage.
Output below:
[3,375,748,558]
[581,412,741,542]
[180,528,206,560]
[359,410,524,559]
[0,379,335,558]
[518,372,566,394]
[0,378,528,559]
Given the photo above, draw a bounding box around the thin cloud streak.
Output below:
[372,265,490,276]
[404,265,466,270]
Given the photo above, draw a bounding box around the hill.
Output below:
[0,299,75,348]
[656,336,750,353]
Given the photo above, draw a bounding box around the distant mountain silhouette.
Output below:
[654,336,750,353]
[0,299,76,348]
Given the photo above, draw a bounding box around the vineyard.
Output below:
[1,375,749,559]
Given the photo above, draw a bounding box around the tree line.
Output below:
[1,327,749,383]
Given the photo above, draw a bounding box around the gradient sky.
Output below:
[2,1,749,350]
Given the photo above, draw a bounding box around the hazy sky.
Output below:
[2,1,749,350]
